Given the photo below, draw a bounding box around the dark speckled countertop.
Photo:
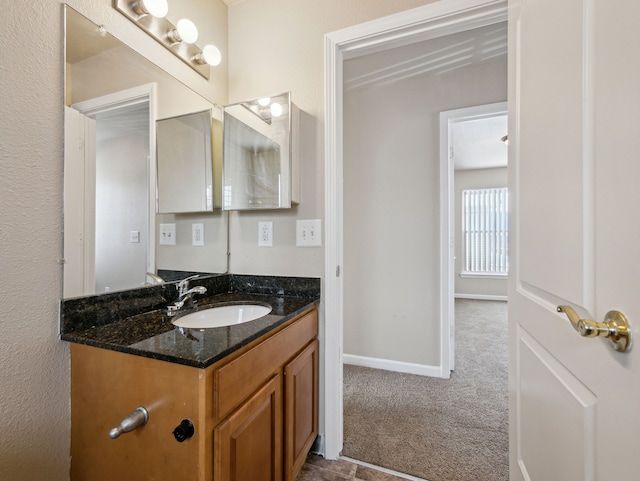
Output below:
[61,275,320,369]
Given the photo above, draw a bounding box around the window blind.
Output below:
[462,187,508,276]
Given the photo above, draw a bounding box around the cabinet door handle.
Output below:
[109,406,149,439]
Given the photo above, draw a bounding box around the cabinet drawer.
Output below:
[213,308,317,421]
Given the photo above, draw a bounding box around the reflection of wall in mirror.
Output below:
[94,104,150,294]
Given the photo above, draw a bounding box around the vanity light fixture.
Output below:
[270,102,283,117]
[167,18,198,44]
[238,93,290,125]
[132,0,168,18]
[194,44,222,66]
[114,0,221,79]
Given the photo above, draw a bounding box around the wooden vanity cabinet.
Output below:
[70,307,318,481]
[212,308,318,481]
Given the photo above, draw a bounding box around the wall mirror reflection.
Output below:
[223,92,299,210]
[63,6,228,299]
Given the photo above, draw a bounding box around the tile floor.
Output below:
[296,454,412,481]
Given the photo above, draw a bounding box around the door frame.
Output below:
[72,83,158,286]
[323,0,508,459]
[440,101,508,371]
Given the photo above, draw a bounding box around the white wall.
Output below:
[0,1,227,479]
[342,57,507,367]
[94,127,149,293]
[455,167,508,298]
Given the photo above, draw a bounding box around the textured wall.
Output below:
[0,1,227,479]
[0,2,70,479]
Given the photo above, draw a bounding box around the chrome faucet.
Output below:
[177,275,201,298]
[167,286,207,316]
[145,272,165,286]
[167,275,207,317]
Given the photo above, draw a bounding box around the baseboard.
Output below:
[343,354,445,378]
[455,293,508,301]
[340,456,427,481]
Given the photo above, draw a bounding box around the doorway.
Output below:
[323,0,509,462]
[67,84,156,296]
[339,26,507,480]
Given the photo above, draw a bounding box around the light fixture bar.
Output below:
[114,0,211,79]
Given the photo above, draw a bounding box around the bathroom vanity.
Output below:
[63,275,319,481]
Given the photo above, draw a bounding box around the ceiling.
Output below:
[452,114,507,170]
[344,22,507,90]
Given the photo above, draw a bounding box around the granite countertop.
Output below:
[61,275,320,369]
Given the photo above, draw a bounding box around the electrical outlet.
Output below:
[258,221,273,247]
[192,223,204,246]
[159,223,176,246]
[296,219,322,247]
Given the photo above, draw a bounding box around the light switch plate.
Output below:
[296,219,322,247]
[159,223,176,245]
[129,230,140,243]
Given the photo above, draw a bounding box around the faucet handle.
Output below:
[177,274,200,295]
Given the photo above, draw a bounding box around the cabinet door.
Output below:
[214,374,283,481]
[284,340,319,481]
[70,344,203,481]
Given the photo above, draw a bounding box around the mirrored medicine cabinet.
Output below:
[156,110,223,214]
[223,92,300,210]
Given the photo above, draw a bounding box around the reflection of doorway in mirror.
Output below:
[65,84,156,297]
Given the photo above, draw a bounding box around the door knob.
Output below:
[557,305,632,352]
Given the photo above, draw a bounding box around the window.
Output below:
[462,187,508,277]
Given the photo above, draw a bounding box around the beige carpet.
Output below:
[342,299,508,481]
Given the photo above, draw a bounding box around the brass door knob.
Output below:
[557,305,632,352]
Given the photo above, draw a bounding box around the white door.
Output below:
[63,106,96,298]
[509,1,640,480]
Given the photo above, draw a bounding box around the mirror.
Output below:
[63,6,228,299]
[157,109,220,214]
[223,92,300,210]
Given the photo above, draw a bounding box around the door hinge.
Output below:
[336,265,341,277]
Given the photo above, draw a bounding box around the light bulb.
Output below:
[196,45,222,66]
[176,19,198,44]
[270,102,283,117]
[133,0,168,18]
[258,97,271,107]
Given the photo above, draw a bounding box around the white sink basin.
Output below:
[171,304,272,329]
